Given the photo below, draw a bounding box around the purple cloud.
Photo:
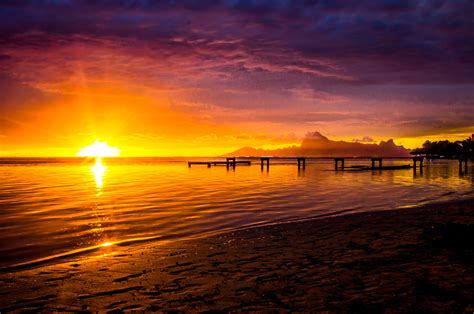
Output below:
[1,0,472,83]
[0,0,472,142]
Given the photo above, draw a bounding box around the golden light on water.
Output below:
[77,140,120,189]
[77,140,120,157]
[91,158,106,189]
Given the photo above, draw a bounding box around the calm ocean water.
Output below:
[0,157,472,269]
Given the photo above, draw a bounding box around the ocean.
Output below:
[0,157,472,269]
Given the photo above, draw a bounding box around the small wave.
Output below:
[0,233,181,273]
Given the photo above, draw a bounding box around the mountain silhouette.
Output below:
[224,131,410,157]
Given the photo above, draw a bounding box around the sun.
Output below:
[77,140,121,157]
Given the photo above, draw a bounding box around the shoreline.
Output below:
[2,194,472,274]
[1,197,473,312]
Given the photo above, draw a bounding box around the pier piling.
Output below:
[459,157,468,175]
[260,157,270,171]
[371,157,383,170]
[413,157,424,173]
[334,158,345,171]
[297,157,306,171]
[226,157,236,170]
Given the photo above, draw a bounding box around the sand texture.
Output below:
[0,199,473,312]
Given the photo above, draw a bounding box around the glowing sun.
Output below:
[77,140,120,157]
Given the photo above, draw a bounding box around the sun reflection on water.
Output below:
[91,157,106,190]
[89,157,114,252]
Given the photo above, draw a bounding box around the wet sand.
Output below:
[1,199,473,312]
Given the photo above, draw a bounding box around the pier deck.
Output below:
[343,164,412,171]
[187,156,469,175]
[188,161,251,168]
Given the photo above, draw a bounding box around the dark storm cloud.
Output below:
[1,0,473,85]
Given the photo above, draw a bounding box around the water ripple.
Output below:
[0,158,472,269]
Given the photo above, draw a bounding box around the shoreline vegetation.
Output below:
[1,198,473,312]
[411,137,474,160]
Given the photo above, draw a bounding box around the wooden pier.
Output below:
[188,156,469,176]
[188,160,251,168]
[333,157,410,171]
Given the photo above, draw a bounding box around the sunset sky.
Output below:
[0,1,473,156]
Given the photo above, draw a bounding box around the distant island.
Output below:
[223,132,411,157]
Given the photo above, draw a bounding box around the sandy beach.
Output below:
[0,198,473,312]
